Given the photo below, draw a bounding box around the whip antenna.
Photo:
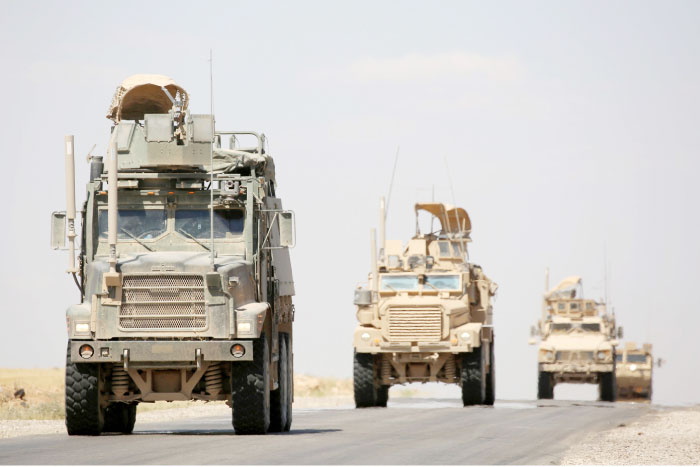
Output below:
[384,145,400,219]
[209,49,215,270]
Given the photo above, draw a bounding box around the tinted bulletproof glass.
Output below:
[438,242,451,257]
[175,209,244,239]
[581,323,601,332]
[425,275,460,290]
[552,323,572,332]
[98,210,167,240]
[616,354,623,362]
[627,354,648,363]
[381,275,419,291]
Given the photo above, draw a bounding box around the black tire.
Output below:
[353,352,377,408]
[484,340,495,406]
[537,371,554,399]
[269,333,289,433]
[376,385,389,407]
[103,403,137,434]
[283,333,293,432]
[461,346,486,406]
[599,372,617,402]
[231,333,270,434]
[65,342,104,436]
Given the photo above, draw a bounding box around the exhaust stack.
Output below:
[370,228,378,295]
[108,142,119,273]
[64,136,77,273]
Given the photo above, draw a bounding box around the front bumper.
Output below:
[539,362,614,373]
[70,340,253,363]
[356,342,473,354]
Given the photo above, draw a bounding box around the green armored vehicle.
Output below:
[352,201,497,407]
[616,342,654,400]
[530,275,620,402]
[51,75,296,435]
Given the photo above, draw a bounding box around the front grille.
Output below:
[387,306,442,342]
[555,350,594,361]
[119,274,206,330]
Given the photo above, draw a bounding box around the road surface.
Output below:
[0,398,649,465]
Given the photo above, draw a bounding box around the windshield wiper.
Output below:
[382,284,398,292]
[423,282,440,292]
[120,228,154,251]
[177,228,211,251]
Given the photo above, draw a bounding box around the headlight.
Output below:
[74,323,90,333]
[542,350,554,361]
[629,364,638,371]
[79,344,94,359]
[230,344,246,358]
[597,351,607,361]
[237,322,252,334]
[361,332,371,341]
[459,332,470,343]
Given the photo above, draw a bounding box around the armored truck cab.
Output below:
[52,75,295,435]
[531,275,619,402]
[352,202,497,407]
[616,342,653,400]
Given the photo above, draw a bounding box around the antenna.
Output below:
[604,243,608,305]
[209,49,215,270]
[384,145,399,219]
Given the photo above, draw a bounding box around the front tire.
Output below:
[537,371,554,399]
[353,352,377,408]
[484,340,495,406]
[65,343,104,436]
[461,346,486,406]
[103,403,137,434]
[231,333,270,434]
[599,372,616,402]
[270,333,290,432]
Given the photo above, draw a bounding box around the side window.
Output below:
[451,242,461,257]
[558,303,565,311]
[438,241,451,258]
[570,302,579,310]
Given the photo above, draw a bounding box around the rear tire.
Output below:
[353,352,377,408]
[283,333,293,432]
[103,403,137,434]
[65,342,104,436]
[376,385,389,407]
[537,371,554,399]
[599,372,617,402]
[461,346,486,406]
[484,340,495,406]
[231,333,270,434]
[270,333,289,432]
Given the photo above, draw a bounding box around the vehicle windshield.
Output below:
[627,354,648,363]
[98,209,167,240]
[380,274,460,291]
[175,209,244,239]
[551,322,601,333]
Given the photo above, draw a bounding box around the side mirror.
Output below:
[278,211,296,248]
[656,358,665,368]
[530,325,537,337]
[617,327,624,339]
[51,211,67,250]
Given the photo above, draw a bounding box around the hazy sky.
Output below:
[1,0,698,404]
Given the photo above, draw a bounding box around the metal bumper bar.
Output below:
[70,340,253,363]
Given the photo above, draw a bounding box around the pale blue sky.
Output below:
[1,0,698,403]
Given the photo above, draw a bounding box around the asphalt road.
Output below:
[0,398,649,465]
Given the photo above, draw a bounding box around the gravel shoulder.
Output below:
[561,405,700,465]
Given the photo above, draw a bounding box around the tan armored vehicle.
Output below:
[51,75,296,435]
[353,201,497,407]
[530,275,621,402]
[616,342,653,400]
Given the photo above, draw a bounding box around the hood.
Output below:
[541,333,613,351]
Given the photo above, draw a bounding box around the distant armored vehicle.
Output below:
[353,201,497,407]
[530,275,621,402]
[616,342,654,400]
[51,75,296,435]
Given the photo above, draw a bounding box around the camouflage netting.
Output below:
[107,74,189,122]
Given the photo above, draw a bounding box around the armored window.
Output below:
[175,209,244,239]
[438,241,451,258]
[424,274,460,290]
[98,209,167,240]
[570,302,579,310]
[380,275,419,291]
[451,242,462,257]
[627,354,647,363]
[551,323,571,333]
[581,323,600,332]
[586,302,594,310]
[616,354,623,362]
[557,303,566,310]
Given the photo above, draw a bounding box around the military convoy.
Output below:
[352,201,497,407]
[530,275,621,402]
[51,75,296,435]
[616,342,654,400]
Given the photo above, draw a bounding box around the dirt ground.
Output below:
[561,405,700,465]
